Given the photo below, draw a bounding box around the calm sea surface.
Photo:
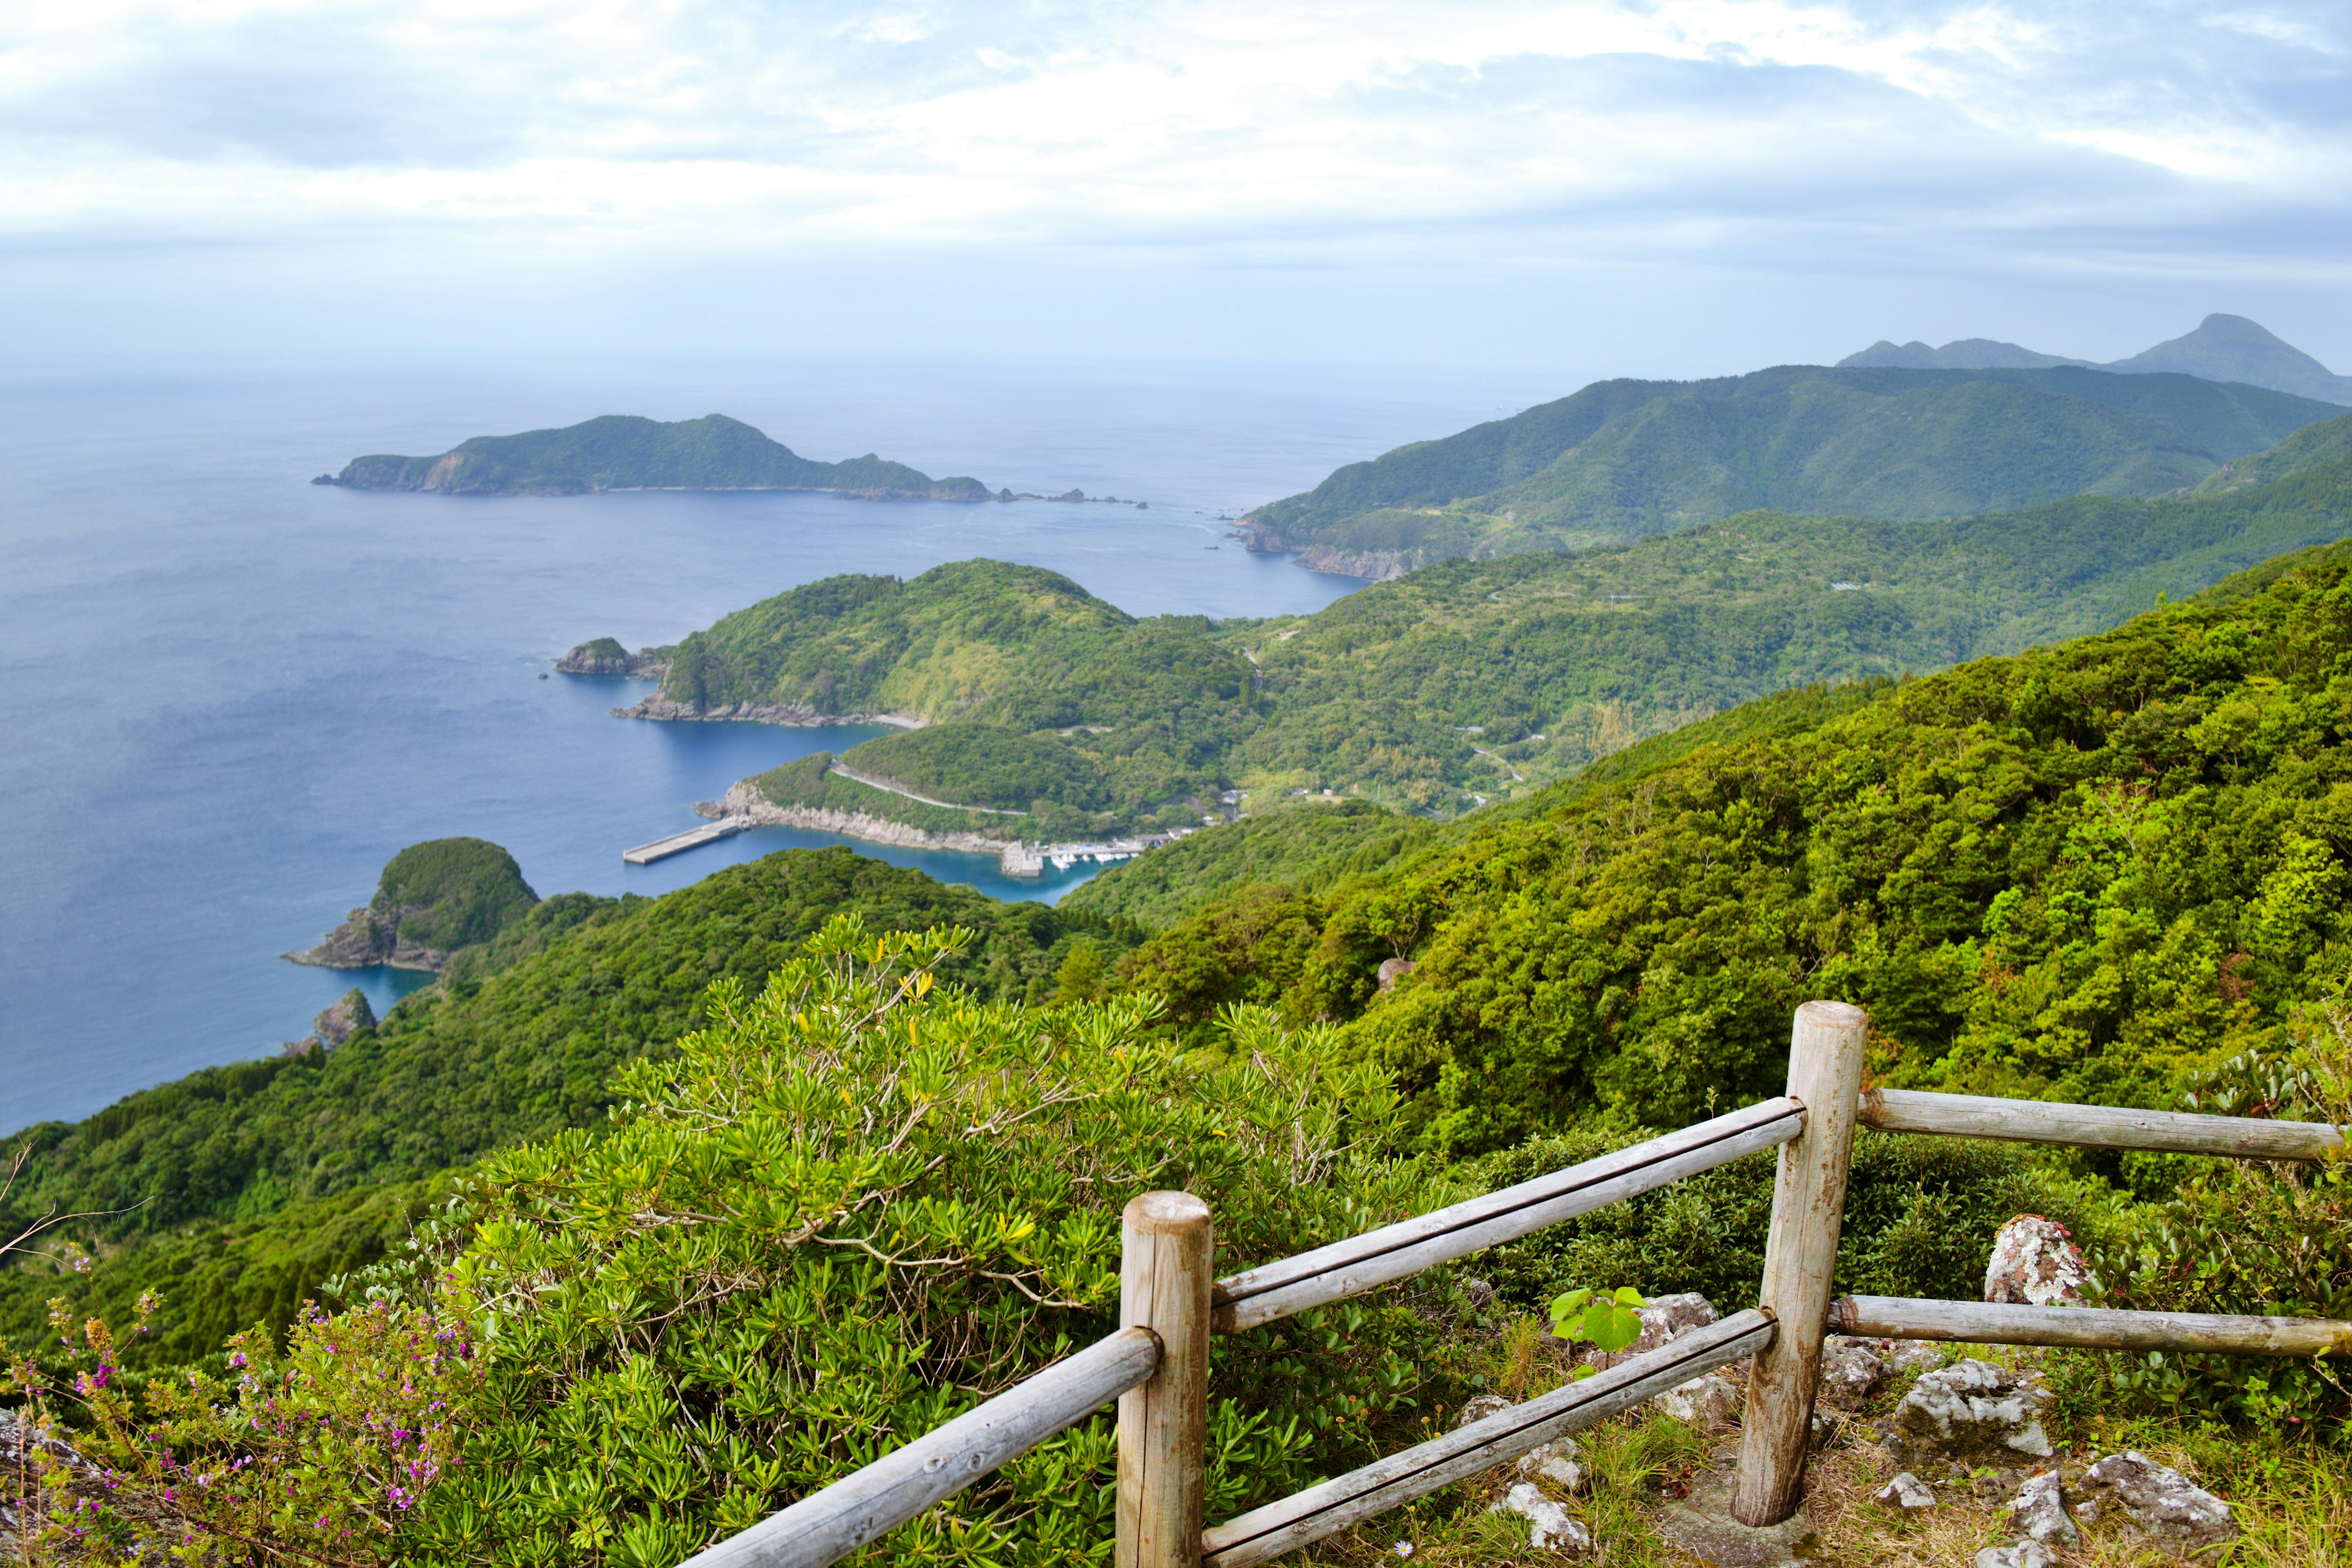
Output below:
[0,355,1534,1129]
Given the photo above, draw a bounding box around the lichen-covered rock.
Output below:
[2010,1470,2078,1547]
[1891,1359,2054,1464]
[2082,1451,2237,1556]
[1654,1373,1742,1428]
[1815,1336,1887,1408]
[1875,1472,1935,1509]
[1515,1439,1583,1491]
[1984,1215,2089,1306]
[1585,1292,1721,1370]
[1490,1482,1591,1553]
[1456,1394,1513,1429]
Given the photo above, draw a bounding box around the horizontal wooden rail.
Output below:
[1858,1088,2346,1162]
[1202,1309,1777,1568]
[677,1326,1163,1568]
[1832,1295,2352,1358]
[1213,1098,1804,1332]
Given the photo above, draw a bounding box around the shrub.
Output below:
[2082,969,2352,1430]
[379,918,1470,1568]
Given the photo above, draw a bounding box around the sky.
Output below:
[4,0,2350,381]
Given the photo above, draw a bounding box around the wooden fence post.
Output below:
[1732,1000,1868,1527]
[1118,1191,1213,1568]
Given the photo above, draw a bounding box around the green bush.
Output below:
[2082,971,2352,1428]
[383,919,1468,1568]
[375,837,539,951]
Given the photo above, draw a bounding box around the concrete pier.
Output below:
[624,817,754,865]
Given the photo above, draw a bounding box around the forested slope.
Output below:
[1123,538,2352,1162]
[1242,364,2343,569]
[646,428,2352,830]
[0,848,1136,1362]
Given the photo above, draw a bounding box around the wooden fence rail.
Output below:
[1859,1087,2347,1161]
[1831,1295,2352,1357]
[677,1001,2351,1568]
[1200,1310,1777,1568]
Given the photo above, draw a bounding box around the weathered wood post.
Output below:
[1732,1000,1868,1526]
[1118,1191,1213,1568]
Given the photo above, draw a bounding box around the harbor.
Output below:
[623,816,755,864]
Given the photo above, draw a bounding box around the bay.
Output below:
[0,355,1536,1129]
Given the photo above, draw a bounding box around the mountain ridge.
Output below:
[1241,363,2340,575]
[1841,313,2352,405]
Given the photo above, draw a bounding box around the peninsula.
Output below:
[315,412,998,499]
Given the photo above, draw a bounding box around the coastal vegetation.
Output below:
[661,420,2352,829]
[1241,364,2344,570]
[321,413,993,500]
[1,848,1137,1365]
[284,836,540,970]
[7,540,2351,1565]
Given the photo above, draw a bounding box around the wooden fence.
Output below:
[679,1001,2351,1568]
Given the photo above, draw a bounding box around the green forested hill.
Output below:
[649,560,1259,835]
[0,847,1134,1363]
[650,435,2352,831]
[1243,365,2343,570]
[323,413,993,499]
[1120,537,2352,1159]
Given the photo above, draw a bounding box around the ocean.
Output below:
[0,355,1538,1129]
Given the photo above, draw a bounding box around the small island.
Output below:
[555,638,672,677]
[314,412,1002,500]
[284,837,539,972]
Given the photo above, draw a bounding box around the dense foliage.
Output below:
[1122,539,2352,1169]
[372,837,541,952]
[1243,366,2343,564]
[331,413,990,499]
[664,562,1259,832]
[656,433,2352,830]
[1061,800,1436,928]
[1,848,1137,1364]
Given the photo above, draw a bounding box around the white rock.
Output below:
[2082,1450,2238,1555]
[1972,1544,2050,1568]
[1891,1359,2054,1461]
[2009,1470,2078,1547]
[1456,1394,1514,1429]
[1984,1215,2089,1306]
[1515,1439,1583,1491]
[1654,1373,1742,1428]
[1490,1481,1592,1553]
[1881,1340,1945,1376]
[1816,1336,1888,1408]
[1874,1471,1935,1509]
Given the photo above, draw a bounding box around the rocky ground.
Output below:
[1311,1280,2343,1568]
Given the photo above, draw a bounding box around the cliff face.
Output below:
[283,905,453,972]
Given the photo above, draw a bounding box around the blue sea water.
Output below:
[0,355,1536,1129]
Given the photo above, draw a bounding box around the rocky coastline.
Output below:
[1232,521,1419,581]
[697,782,1026,869]
[283,907,451,972]
[617,696,927,728]
[555,639,672,677]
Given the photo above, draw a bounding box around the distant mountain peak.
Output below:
[1841,315,2352,405]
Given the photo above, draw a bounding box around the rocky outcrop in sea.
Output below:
[556,640,672,677]
[284,906,451,972]
[282,989,378,1056]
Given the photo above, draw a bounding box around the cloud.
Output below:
[0,1,2346,367]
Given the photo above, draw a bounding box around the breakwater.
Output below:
[698,783,1196,878]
